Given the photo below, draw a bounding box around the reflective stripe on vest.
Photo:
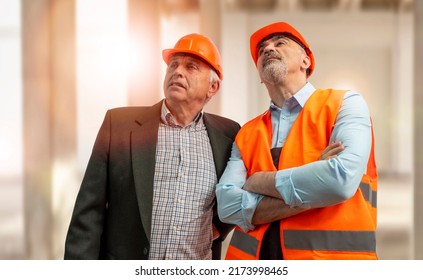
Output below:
[360,182,377,208]
[284,230,376,252]
[229,229,259,257]
[230,229,376,257]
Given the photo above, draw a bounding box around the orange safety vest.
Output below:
[226,89,378,260]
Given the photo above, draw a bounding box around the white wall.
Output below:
[76,0,129,174]
[0,0,22,178]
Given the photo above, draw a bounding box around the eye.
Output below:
[168,61,178,69]
[276,40,285,47]
[187,63,199,70]
[258,47,264,56]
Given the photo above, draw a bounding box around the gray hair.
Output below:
[209,69,221,84]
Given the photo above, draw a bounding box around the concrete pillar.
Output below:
[392,12,414,175]
[127,0,161,106]
[199,0,222,114]
[22,0,77,259]
[220,9,251,125]
[414,0,423,260]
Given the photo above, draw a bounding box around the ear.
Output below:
[301,54,311,73]
[207,80,220,99]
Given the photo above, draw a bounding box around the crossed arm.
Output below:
[243,142,345,225]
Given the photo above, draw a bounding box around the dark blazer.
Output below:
[64,100,240,259]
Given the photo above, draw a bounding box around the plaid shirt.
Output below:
[149,103,217,260]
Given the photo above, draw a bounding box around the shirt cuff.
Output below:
[240,191,264,232]
[275,168,303,208]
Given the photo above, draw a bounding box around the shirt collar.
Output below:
[161,100,203,129]
[294,82,316,108]
[270,82,316,110]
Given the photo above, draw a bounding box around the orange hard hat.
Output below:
[250,22,315,77]
[162,33,223,80]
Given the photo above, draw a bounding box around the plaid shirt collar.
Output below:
[161,100,203,129]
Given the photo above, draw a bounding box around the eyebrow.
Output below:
[258,35,289,52]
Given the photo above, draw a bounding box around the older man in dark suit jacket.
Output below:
[64,33,240,260]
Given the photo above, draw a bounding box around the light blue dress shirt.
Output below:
[216,82,372,232]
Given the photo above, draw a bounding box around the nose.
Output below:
[263,48,275,57]
[168,64,184,78]
[173,66,183,76]
[260,41,277,57]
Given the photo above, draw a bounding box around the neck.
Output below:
[265,78,307,108]
[164,99,202,127]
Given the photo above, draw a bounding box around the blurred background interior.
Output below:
[0,0,422,259]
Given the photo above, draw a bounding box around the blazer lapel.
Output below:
[131,100,162,242]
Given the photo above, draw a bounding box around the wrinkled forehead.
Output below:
[257,33,306,51]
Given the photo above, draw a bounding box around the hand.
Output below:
[319,141,344,160]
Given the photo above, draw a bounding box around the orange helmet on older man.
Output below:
[250,22,315,77]
[162,33,223,80]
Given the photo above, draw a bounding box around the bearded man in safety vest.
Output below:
[216,22,378,260]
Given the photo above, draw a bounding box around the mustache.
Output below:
[167,75,187,89]
[262,52,283,67]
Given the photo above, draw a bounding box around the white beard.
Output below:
[261,59,288,85]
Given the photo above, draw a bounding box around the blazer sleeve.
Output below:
[64,110,111,259]
[208,116,240,259]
